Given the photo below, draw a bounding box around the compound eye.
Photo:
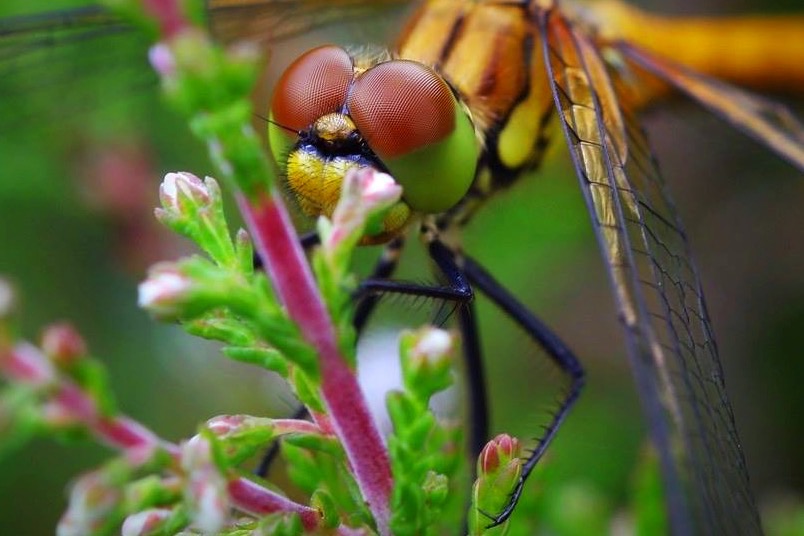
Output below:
[271,45,353,132]
[347,60,455,159]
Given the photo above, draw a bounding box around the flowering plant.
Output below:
[0,1,528,534]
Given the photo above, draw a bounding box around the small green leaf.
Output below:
[311,489,339,529]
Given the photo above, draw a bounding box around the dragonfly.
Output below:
[1,0,802,534]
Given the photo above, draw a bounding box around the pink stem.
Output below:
[1,342,315,526]
[238,189,392,534]
[138,1,392,529]
[228,479,318,530]
[141,0,189,39]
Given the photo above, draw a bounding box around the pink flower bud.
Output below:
[121,509,173,536]
[137,266,192,318]
[159,171,211,212]
[356,167,402,207]
[59,470,120,536]
[182,436,230,532]
[324,167,402,251]
[411,328,453,364]
[2,342,55,386]
[479,434,521,474]
[41,323,86,365]
[495,434,519,459]
[479,440,500,474]
[206,414,247,436]
[148,43,176,77]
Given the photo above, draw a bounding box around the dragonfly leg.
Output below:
[461,254,585,528]
[360,235,585,528]
[357,237,490,461]
[353,235,406,332]
[254,233,406,478]
[251,230,321,270]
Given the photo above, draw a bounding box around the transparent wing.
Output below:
[537,7,762,534]
[0,0,412,133]
[616,41,804,170]
[208,0,412,45]
[0,6,155,134]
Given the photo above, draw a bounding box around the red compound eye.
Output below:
[271,45,353,131]
[347,60,455,159]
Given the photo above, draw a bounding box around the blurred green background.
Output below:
[0,0,802,534]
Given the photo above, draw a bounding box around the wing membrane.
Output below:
[0,6,155,134]
[208,0,412,45]
[537,7,762,534]
[0,1,412,133]
[617,41,804,170]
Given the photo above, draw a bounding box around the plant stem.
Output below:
[0,341,319,527]
[239,190,392,534]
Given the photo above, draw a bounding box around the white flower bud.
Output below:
[137,267,192,318]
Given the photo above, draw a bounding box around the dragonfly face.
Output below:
[1,0,803,534]
[268,44,479,243]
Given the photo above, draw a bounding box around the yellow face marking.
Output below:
[286,150,356,218]
[284,111,412,242]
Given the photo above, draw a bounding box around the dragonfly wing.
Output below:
[0,6,156,134]
[616,41,804,171]
[0,1,412,134]
[537,7,762,534]
[208,0,412,44]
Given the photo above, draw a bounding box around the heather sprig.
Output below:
[0,0,578,533]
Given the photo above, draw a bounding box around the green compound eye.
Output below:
[348,60,479,214]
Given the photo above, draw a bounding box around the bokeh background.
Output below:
[0,0,801,534]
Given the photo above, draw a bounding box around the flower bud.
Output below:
[182,435,230,533]
[41,323,87,366]
[121,508,172,536]
[322,167,402,253]
[411,327,453,363]
[2,342,56,386]
[58,469,121,536]
[400,327,455,401]
[478,434,520,475]
[159,171,211,214]
[148,43,176,77]
[137,265,193,319]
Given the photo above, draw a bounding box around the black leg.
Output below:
[362,235,586,526]
[252,230,320,270]
[457,299,490,464]
[256,227,584,529]
[461,254,585,527]
[254,404,308,477]
[357,238,489,460]
[353,236,406,332]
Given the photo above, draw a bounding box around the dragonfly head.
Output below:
[268,45,480,244]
